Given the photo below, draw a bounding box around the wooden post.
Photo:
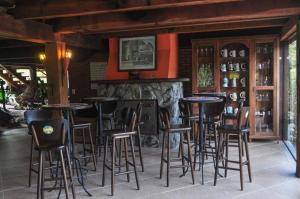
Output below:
[44,42,68,104]
[296,16,300,177]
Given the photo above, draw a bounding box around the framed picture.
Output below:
[119,36,156,71]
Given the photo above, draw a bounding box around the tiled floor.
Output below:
[0,127,299,199]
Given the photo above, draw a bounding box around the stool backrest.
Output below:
[121,107,136,130]
[159,107,171,129]
[202,100,226,118]
[178,99,191,117]
[24,110,53,132]
[238,106,250,130]
[102,101,118,114]
[136,102,143,124]
[73,105,98,118]
[31,119,66,148]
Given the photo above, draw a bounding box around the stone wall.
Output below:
[95,81,184,148]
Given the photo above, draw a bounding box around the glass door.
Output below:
[283,39,297,156]
[251,37,279,140]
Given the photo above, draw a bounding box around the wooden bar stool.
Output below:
[24,109,53,187]
[102,109,140,196]
[214,106,252,190]
[159,107,195,187]
[71,108,97,171]
[31,119,76,199]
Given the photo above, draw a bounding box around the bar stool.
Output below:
[102,109,140,196]
[178,99,199,142]
[24,109,53,187]
[214,106,252,190]
[135,102,144,172]
[71,108,97,171]
[159,107,194,187]
[102,101,118,129]
[31,119,76,199]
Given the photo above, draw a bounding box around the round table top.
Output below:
[42,103,90,110]
[181,96,223,104]
[193,92,226,97]
[83,96,118,102]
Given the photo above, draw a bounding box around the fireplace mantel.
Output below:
[91,78,190,84]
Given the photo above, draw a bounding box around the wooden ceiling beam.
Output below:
[281,16,297,41]
[97,18,287,38]
[59,33,102,50]
[54,0,300,34]
[12,0,242,20]
[0,14,55,43]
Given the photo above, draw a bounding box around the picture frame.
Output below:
[119,36,156,71]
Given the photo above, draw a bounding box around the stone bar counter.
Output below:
[91,78,190,148]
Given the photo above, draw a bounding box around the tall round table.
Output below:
[82,97,118,154]
[42,102,92,196]
[181,96,223,184]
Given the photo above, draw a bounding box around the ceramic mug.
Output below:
[241,63,247,71]
[240,77,246,87]
[239,49,246,57]
[232,78,237,87]
[240,91,246,99]
[220,63,227,72]
[234,63,240,72]
[223,76,229,87]
[221,49,228,58]
[228,62,234,71]
[229,50,236,57]
[234,108,239,114]
[226,106,233,114]
[230,92,238,101]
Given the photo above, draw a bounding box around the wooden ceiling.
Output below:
[0,0,296,44]
[4,0,299,38]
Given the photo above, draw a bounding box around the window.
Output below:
[283,39,297,158]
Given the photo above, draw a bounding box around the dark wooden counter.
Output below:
[91,78,190,84]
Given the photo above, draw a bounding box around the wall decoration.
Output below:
[119,36,156,71]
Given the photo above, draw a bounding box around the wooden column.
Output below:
[45,42,68,104]
[296,16,300,177]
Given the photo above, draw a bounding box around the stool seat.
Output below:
[72,123,91,128]
[160,124,191,132]
[180,115,199,121]
[35,144,65,151]
[218,125,250,134]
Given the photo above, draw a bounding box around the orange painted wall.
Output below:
[105,34,178,80]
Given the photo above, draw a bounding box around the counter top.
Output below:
[91,78,190,84]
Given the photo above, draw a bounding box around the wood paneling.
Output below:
[12,0,242,20]
[296,17,300,177]
[53,0,300,34]
[0,14,54,43]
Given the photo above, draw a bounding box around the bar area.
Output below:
[0,1,299,199]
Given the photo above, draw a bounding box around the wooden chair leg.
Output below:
[37,151,43,199]
[28,136,34,187]
[124,138,130,182]
[159,132,166,179]
[102,136,108,187]
[129,135,140,190]
[186,131,195,184]
[166,132,170,187]
[180,133,186,175]
[59,149,70,199]
[214,132,223,186]
[88,125,97,171]
[137,125,144,172]
[243,133,252,182]
[111,138,116,196]
[238,134,244,191]
[65,147,76,199]
[224,134,229,178]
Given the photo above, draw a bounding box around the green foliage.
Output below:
[197,66,213,88]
